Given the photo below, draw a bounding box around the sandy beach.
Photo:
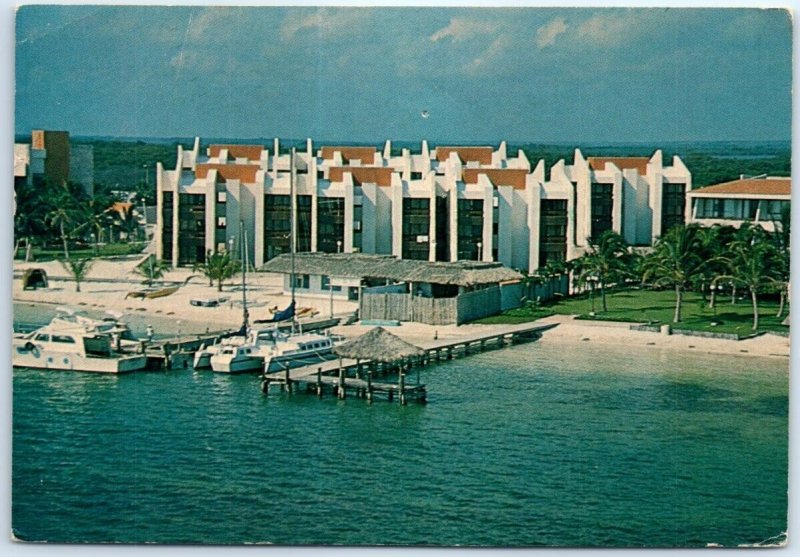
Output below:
[13,258,791,360]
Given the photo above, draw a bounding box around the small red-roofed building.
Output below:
[687,176,791,232]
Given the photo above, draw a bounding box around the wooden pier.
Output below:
[261,322,557,404]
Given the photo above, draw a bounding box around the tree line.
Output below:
[14,176,142,260]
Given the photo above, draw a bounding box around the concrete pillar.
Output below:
[362,183,377,254]
[391,179,403,258]
[482,184,493,262]
[344,188,355,253]
[172,183,180,268]
[155,162,164,261]
[205,179,217,255]
[449,184,459,262]
[310,180,318,252]
[428,181,437,262]
[612,173,624,237]
[497,185,513,267]
[527,183,541,273]
[254,184,265,267]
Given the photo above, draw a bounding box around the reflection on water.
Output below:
[12,342,788,547]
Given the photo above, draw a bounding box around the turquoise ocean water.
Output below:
[12,340,787,547]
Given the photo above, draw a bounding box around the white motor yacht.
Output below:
[13,310,147,373]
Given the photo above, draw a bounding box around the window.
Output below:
[217,191,226,203]
[35,334,50,342]
[293,274,310,289]
[216,217,227,229]
[590,183,613,239]
[410,171,422,180]
[539,199,567,267]
[763,200,790,220]
[661,183,685,233]
[51,335,76,344]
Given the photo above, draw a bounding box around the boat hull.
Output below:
[264,349,335,373]
[192,351,213,369]
[12,345,147,373]
[209,355,265,374]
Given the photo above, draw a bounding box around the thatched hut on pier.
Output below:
[333,326,426,403]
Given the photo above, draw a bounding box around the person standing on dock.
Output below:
[146,324,154,342]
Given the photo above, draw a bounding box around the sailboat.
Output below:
[193,222,251,370]
[206,147,340,374]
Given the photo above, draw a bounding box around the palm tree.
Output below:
[196,250,239,292]
[47,205,75,259]
[571,256,598,314]
[70,196,114,254]
[713,223,782,330]
[114,204,140,243]
[574,231,634,312]
[135,255,171,287]
[770,205,791,318]
[691,225,737,309]
[59,257,94,293]
[640,224,705,323]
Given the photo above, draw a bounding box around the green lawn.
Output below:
[16,242,146,261]
[477,288,789,337]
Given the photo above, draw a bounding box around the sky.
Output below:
[13,4,794,144]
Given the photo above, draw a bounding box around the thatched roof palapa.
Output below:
[333,327,425,363]
[260,253,522,287]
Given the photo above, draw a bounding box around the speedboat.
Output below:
[12,310,147,373]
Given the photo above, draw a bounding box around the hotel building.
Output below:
[156,138,692,272]
[687,175,791,233]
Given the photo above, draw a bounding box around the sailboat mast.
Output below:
[239,221,248,331]
[290,146,296,304]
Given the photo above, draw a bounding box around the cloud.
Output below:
[280,8,369,41]
[577,13,630,46]
[536,17,567,48]
[430,17,499,43]
[467,35,512,74]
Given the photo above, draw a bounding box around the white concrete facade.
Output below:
[157,138,692,273]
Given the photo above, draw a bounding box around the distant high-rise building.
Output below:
[15,129,94,197]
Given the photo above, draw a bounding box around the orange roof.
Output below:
[691,178,791,197]
[462,168,528,190]
[588,157,649,175]
[328,166,394,187]
[196,163,261,183]
[436,146,494,165]
[109,201,133,216]
[208,144,264,161]
[320,146,377,164]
